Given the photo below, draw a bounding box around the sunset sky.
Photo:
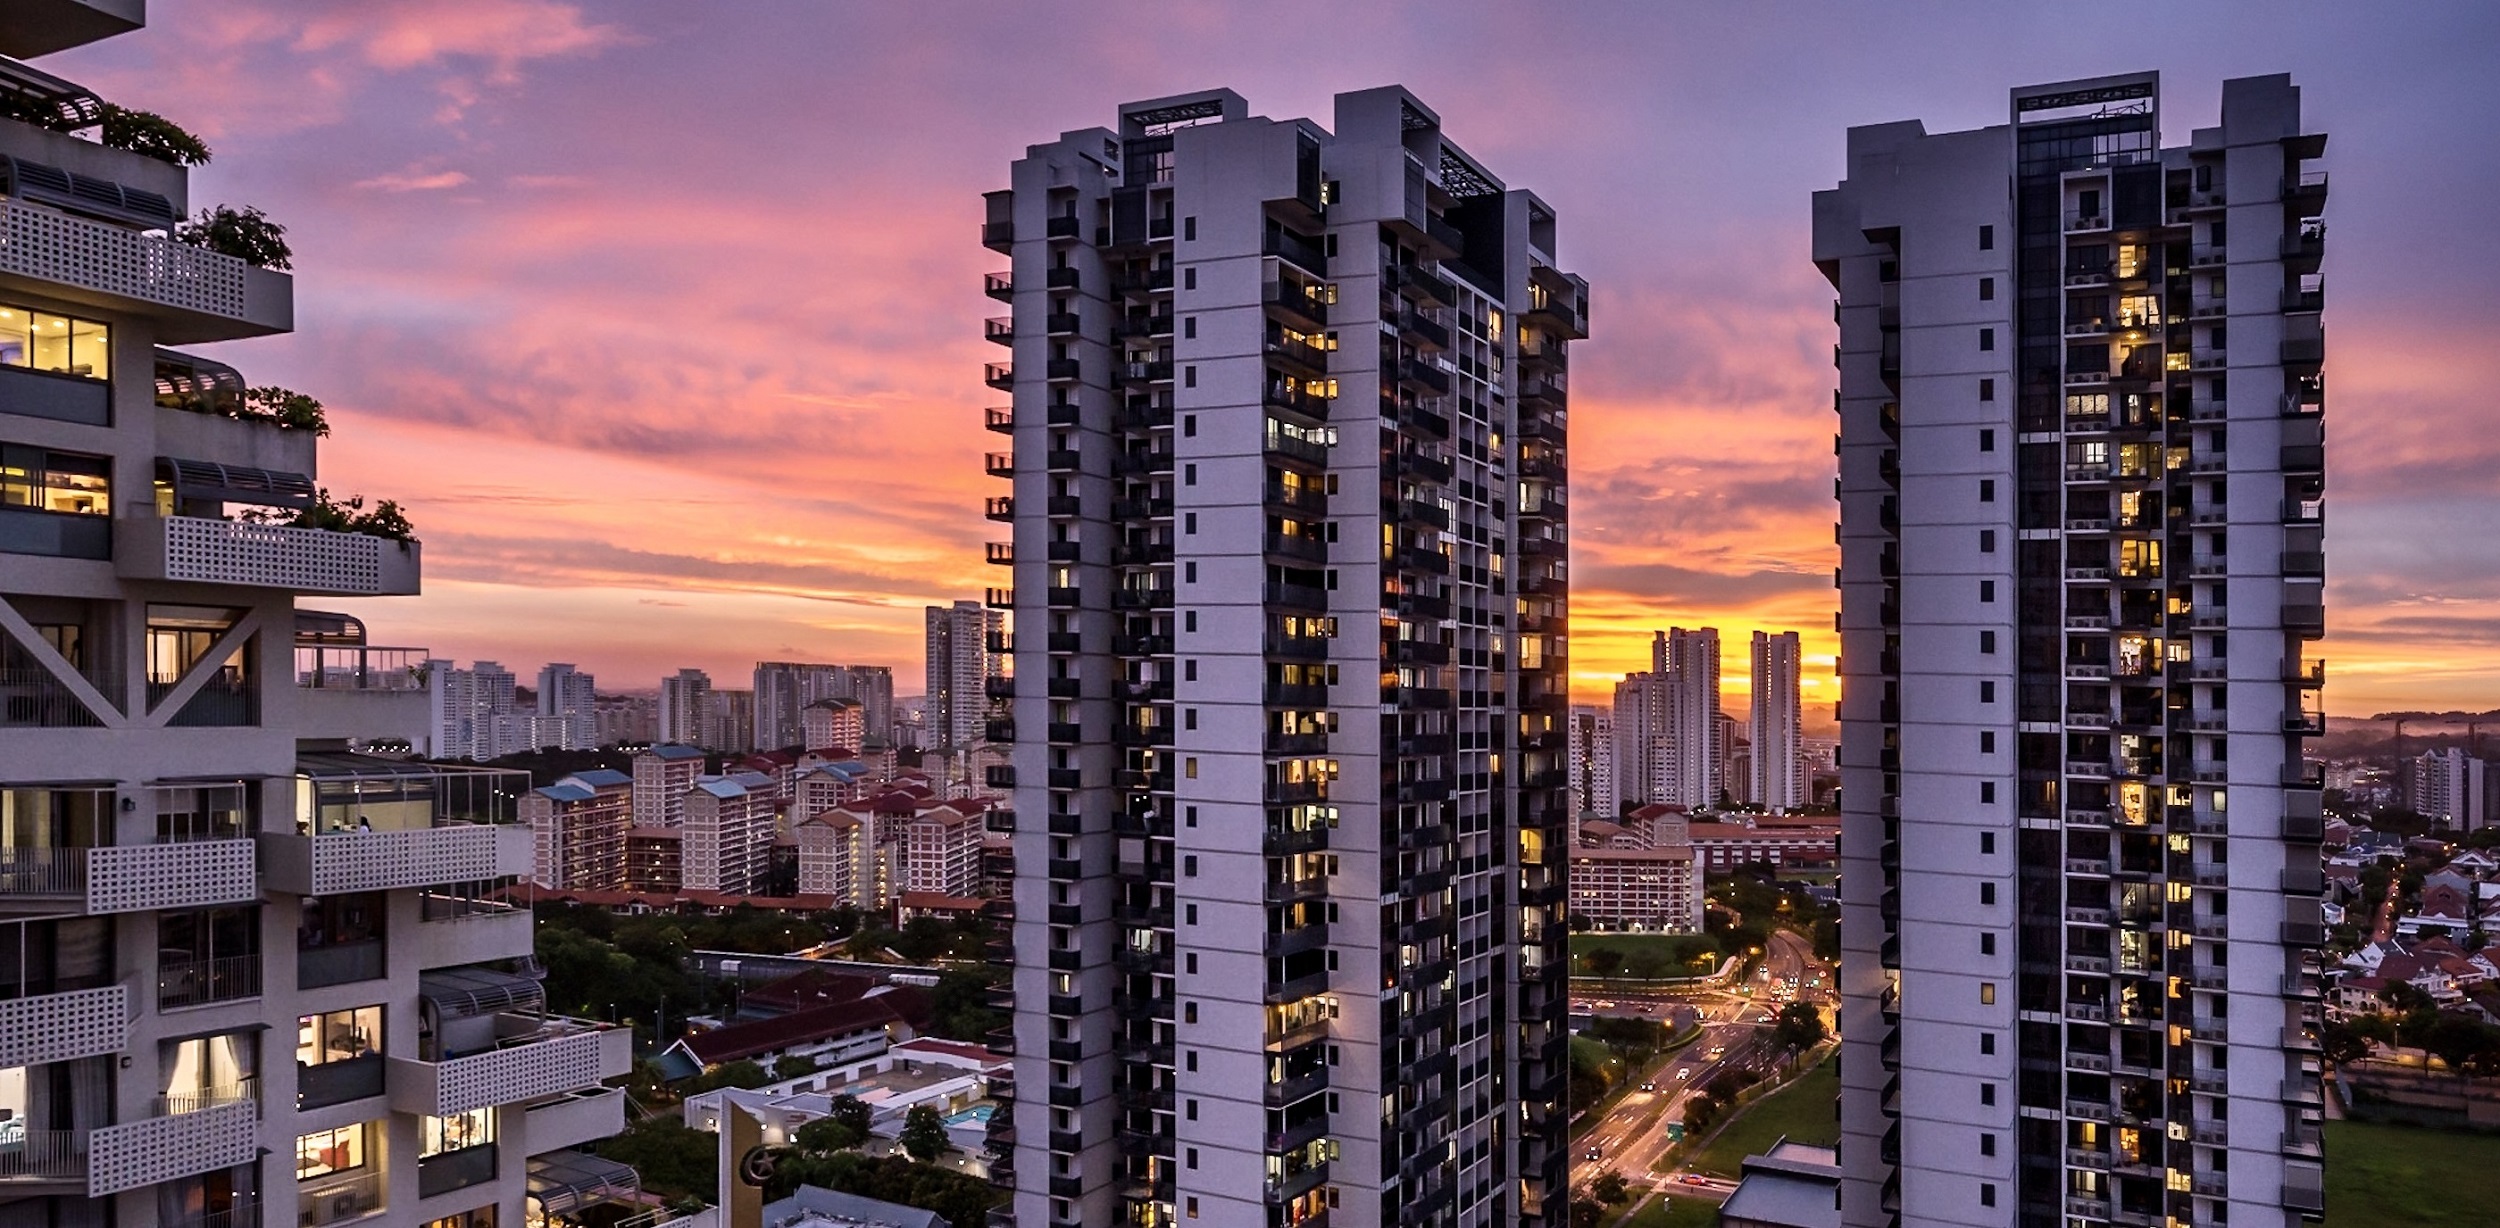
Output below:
[54,1,2500,716]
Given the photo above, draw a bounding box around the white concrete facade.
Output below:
[1819,72,2328,1228]
[0,11,628,1228]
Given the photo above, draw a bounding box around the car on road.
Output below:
[1675,1068,1691,1080]
[1679,1174,1712,1186]
[1584,1146,1602,1161]
[1640,1081,1656,1092]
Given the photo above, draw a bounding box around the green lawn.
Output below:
[1678,1052,1840,1178]
[1615,1192,1719,1228]
[1571,932,1726,978]
[2325,1119,2500,1228]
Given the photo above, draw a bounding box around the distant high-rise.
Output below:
[753,660,894,750]
[1819,71,2329,1225]
[658,667,712,745]
[536,661,599,750]
[2410,748,2487,830]
[989,86,1583,1228]
[924,600,1002,750]
[1611,671,1668,808]
[1569,703,1618,822]
[1654,627,1722,809]
[429,658,521,761]
[1749,631,1805,812]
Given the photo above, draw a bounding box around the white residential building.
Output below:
[534,662,597,751]
[657,668,711,747]
[1568,703,1617,823]
[1821,71,2329,1225]
[0,9,631,1227]
[1654,627,1722,809]
[990,86,1582,1228]
[2410,748,2487,830]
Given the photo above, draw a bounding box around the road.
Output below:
[1571,928,1837,1209]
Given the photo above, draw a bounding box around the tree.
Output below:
[176,205,292,269]
[1591,1170,1629,1205]
[97,104,212,165]
[682,1060,770,1094]
[827,1094,872,1140]
[1583,948,1625,979]
[239,386,330,434]
[898,1104,949,1163]
[593,1116,718,1203]
[771,1053,819,1083]
[893,915,951,963]
[2320,1019,2371,1067]
[792,1116,863,1154]
[1773,1002,1828,1052]
[928,969,1006,1043]
[1568,1198,1603,1228]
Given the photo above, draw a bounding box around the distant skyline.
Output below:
[55,0,2500,714]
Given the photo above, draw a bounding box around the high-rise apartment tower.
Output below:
[1652,628,1722,810]
[1749,631,1805,812]
[986,86,1583,1228]
[0,8,631,1228]
[925,600,1003,751]
[1818,72,2328,1226]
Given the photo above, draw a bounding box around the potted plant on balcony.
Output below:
[97,104,213,166]
[269,489,417,545]
[240,386,330,435]
[177,205,292,269]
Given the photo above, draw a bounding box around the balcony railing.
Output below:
[119,515,420,596]
[157,953,261,1010]
[0,198,292,343]
[0,983,127,1069]
[263,821,531,896]
[295,645,427,690]
[388,1013,633,1116]
[88,1095,258,1197]
[1,838,259,915]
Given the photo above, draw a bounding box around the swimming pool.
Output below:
[943,1105,996,1127]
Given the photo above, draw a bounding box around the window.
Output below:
[1185,953,1197,974]
[1185,904,1198,925]
[1186,1148,1199,1169]
[1185,512,1197,533]
[1980,1083,1996,1106]
[1980,731,1996,753]
[1979,479,1995,502]
[1183,413,1196,436]
[1980,933,1995,955]
[1184,659,1198,682]
[1980,580,1996,602]
[1979,225,1994,251]
[1184,757,1198,779]
[1980,1134,1996,1157]
[1980,1183,1997,1207]
[1184,561,1197,583]
[0,305,111,380]
[1183,855,1198,877]
[1183,216,1196,241]
[1979,328,1995,352]
[1184,708,1197,731]
[162,1030,256,1111]
[1980,781,1996,804]
[1185,805,1198,827]
[1979,378,1995,402]
[1184,365,1196,388]
[1184,463,1197,485]
[1183,268,1196,290]
[1184,318,1197,340]
[1979,428,1995,452]
[158,905,261,1008]
[1979,1033,1994,1055]
[0,444,112,516]
[1980,630,1996,653]
[1980,832,1995,855]
[1184,611,1197,633]
[1980,529,1996,553]
[1979,277,1995,301]
[421,1109,494,1158]
[297,1123,370,1180]
[1979,680,1996,703]
[422,1209,496,1228]
[1979,982,1996,1005]
[1979,883,1995,906]
[298,1005,384,1108]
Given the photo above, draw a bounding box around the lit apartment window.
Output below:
[419,1108,498,1197]
[298,1005,384,1109]
[0,444,112,523]
[0,305,111,380]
